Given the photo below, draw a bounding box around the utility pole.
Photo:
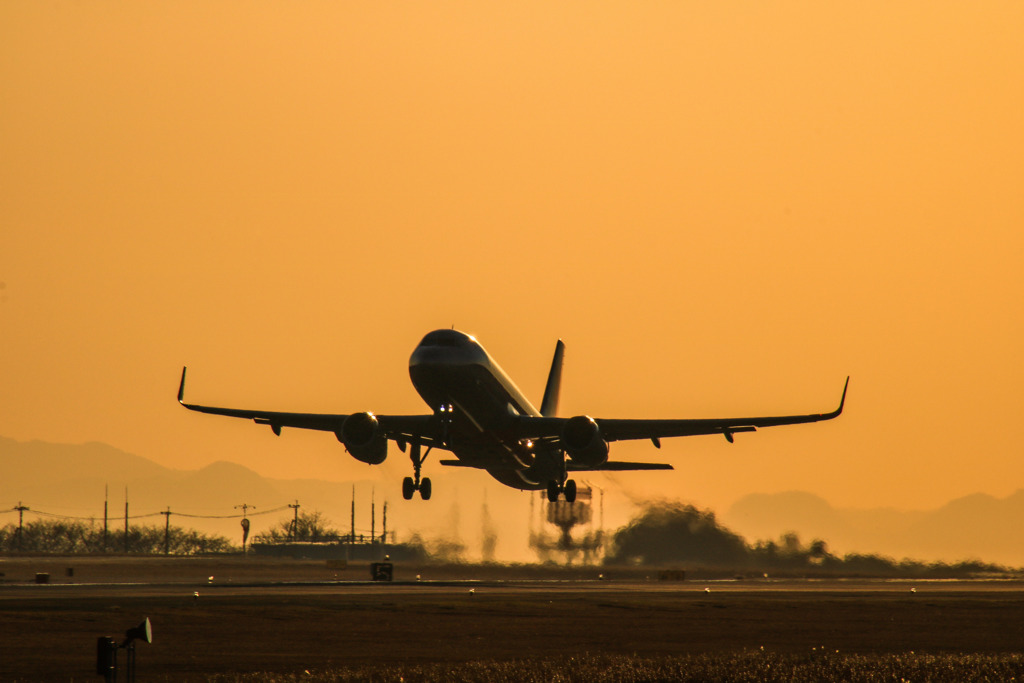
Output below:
[124,488,129,554]
[161,507,172,555]
[371,488,375,544]
[14,502,28,551]
[287,500,300,542]
[103,485,109,553]
[382,501,387,545]
[350,486,355,544]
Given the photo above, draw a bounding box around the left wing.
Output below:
[514,377,849,445]
[176,367,440,446]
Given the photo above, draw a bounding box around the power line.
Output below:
[2,504,291,522]
[173,506,289,519]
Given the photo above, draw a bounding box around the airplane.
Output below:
[178,329,848,503]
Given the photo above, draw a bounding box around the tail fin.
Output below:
[540,339,565,417]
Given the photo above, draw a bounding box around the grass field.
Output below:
[3,557,1024,681]
[206,652,1024,682]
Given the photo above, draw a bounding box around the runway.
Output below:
[4,575,1024,599]
[3,562,1024,681]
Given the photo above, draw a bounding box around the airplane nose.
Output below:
[409,344,449,367]
[409,339,487,368]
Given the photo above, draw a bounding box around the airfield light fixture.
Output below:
[96,617,151,682]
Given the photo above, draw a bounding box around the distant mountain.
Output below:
[1,436,166,498]
[6,436,1022,565]
[723,490,1024,567]
[0,436,377,544]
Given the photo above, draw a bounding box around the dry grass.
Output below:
[204,651,1024,682]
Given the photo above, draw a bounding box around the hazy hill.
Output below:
[0,436,377,544]
[723,490,1024,567]
[5,436,1022,565]
[0,436,166,499]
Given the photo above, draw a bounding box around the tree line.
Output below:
[0,510,370,555]
[0,519,232,555]
[606,502,1013,576]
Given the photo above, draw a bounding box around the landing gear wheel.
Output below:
[405,439,434,501]
[546,481,560,503]
[564,479,577,503]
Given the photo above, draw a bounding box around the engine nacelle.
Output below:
[336,412,387,465]
[561,415,610,467]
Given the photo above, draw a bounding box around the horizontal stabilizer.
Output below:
[439,459,489,469]
[567,461,674,471]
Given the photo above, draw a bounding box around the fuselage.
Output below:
[408,329,558,490]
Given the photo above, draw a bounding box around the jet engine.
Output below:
[561,415,609,467]
[336,412,387,465]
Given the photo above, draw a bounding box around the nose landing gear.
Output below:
[402,440,432,500]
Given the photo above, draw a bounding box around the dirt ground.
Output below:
[2,557,1023,682]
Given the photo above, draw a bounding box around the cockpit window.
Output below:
[420,330,469,348]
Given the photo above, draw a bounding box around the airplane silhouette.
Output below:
[178,329,848,502]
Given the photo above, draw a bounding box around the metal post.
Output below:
[126,642,135,683]
[103,485,109,553]
[288,500,300,542]
[124,488,129,554]
[14,502,28,551]
[161,508,171,555]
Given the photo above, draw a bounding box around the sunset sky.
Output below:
[2,3,1022,553]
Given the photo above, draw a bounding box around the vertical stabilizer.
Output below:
[540,339,565,417]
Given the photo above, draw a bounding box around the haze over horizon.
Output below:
[6,435,1024,566]
[2,3,1022,560]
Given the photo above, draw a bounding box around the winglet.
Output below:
[178,367,188,405]
[540,339,565,418]
[834,376,850,417]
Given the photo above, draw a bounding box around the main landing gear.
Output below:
[546,478,577,503]
[402,440,432,500]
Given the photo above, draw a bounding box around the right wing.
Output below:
[597,376,848,443]
[512,377,849,445]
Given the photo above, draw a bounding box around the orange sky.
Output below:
[2,3,1023,553]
